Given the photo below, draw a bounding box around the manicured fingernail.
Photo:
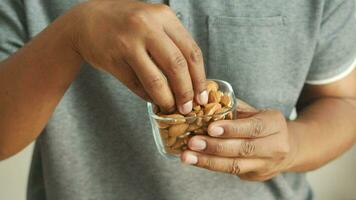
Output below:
[190,139,206,150]
[197,90,208,105]
[179,100,193,114]
[209,126,224,136]
[184,153,198,164]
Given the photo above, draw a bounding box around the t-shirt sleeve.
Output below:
[0,0,27,62]
[306,0,356,85]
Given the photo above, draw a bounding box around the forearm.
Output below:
[0,11,83,160]
[287,97,356,172]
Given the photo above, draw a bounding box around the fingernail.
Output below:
[190,138,206,150]
[184,153,198,165]
[209,126,224,136]
[179,100,193,114]
[197,90,208,105]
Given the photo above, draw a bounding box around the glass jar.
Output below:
[147,79,237,160]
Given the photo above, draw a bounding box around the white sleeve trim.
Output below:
[306,56,356,85]
[288,107,297,121]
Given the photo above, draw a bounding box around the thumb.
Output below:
[236,98,259,119]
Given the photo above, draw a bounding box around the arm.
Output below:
[0,12,83,160]
[0,0,208,160]
[288,68,356,172]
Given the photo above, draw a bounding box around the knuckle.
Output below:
[195,77,207,91]
[177,89,194,102]
[168,52,188,75]
[146,75,166,90]
[202,158,216,170]
[214,143,225,154]
[116,37,134,53]
[153,4,172,14]
[240,140,255,157]
[126,9,150,28]
[189,44,203,63]
[249,117,264,137]
[229,124,241,135]
[228,159,241,175]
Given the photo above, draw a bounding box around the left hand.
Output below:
[180,99,298,181]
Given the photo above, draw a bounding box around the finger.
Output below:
[208,110,284,138]
[163,16,208,105]
[147,32,194,114]
[181,150,265,175]
[125,47,175,113]
[107,58,151,101]
[236,98,259,113]
[239,172,276,182]
[188,135,283,158]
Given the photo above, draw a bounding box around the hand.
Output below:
[181,99,298,181]
[69,0,207,113]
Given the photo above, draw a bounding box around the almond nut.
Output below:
[186,111,197,123]
[193,105,201,112]
[226,111,233,120]
[204,103,222,116]
[193,128,206,135]
[220,95,232,107]
[172,138,185,149]
[168,123,189,137]
[159,129,169,139]
[158,114,186,125]
[187,123,200,132]
[157,120,170,129]
[207,80,219,92]
[165,136,177,147]
[195,110,204,126]
[208,91,222,103]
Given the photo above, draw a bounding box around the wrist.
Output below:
[54,3,87,62]
[284,121,304,172]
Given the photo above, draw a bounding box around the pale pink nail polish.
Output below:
[184,153,198,164]
[209,126,224,136]
[179,100,193,114]
[197,90,208,105]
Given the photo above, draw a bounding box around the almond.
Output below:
[208,91,222,103]
[212,107,230,121]
[158,114,186,125]
[193,128,206,135]
[157,121,170,129]
[193,105,201,112]
[164,136,177,147]
[195,110,204,126]
[207,80,219,92]
[186,111,197,123]
[226,111,233,120]
[204,103,222,116]
[187,123,200,132]
[220,95,232,107]
[159,129,169,139]
[168,123,189,137]
[172,138,185,149]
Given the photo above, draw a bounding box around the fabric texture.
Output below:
[1,0,356,199]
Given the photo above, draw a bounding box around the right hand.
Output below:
[69,0,208,114]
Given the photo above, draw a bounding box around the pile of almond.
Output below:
[155,80,234,155]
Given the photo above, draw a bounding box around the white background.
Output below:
[0,143,355,200]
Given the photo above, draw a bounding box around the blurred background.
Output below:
[0,143,355,200]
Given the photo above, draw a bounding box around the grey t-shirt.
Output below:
[1,0,356,199]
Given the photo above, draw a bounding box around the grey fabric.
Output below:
[1,0,356,199]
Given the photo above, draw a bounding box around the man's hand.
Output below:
[181,100,298,181]
[71,0,208,113]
